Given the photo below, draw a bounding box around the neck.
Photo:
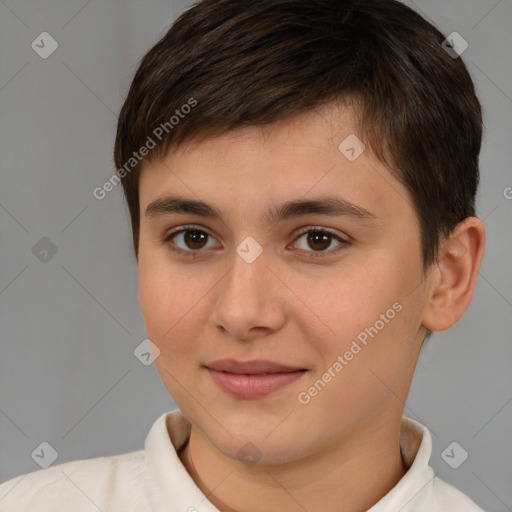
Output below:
[179,411,408,512]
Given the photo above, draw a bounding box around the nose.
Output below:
[209,249,287,342]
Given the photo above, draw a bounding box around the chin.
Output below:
[219,435,305,467]
[197,412,313,466]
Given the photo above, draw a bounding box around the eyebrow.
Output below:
[144,194,377,225]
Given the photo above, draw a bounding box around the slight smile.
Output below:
[204,359,308,399]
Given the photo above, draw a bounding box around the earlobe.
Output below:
[421,217,486,332]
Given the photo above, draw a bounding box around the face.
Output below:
[137,105,430,465]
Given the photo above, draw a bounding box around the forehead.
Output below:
[174,102,359,154]
[138,106,415,228]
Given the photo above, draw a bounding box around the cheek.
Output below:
[137,249,204,353]
[305,258,403,337]
[309,254,421,371]
[137,250,213,403]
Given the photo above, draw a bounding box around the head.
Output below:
[113,0,485,464]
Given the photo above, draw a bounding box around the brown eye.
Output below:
[164,226,219,253]
[182,230,209,250]
[306,231,332,251]
[293,228,348,257]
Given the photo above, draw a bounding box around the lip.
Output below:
[205,359,307,399]
[205,359,305,374]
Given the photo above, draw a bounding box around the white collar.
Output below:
[143,409,435,512]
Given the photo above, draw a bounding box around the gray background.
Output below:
[0,0,510,510]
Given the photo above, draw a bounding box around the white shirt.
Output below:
[0,410,485,511]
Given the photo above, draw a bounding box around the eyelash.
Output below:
[162,224,349,259]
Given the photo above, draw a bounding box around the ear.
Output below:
[422,217,486,332]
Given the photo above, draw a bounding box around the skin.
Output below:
[136,104,485,512]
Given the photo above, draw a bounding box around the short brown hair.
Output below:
[113,0,482,267]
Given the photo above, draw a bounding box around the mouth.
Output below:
[205,358,306,374]
[204,359,307,399]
